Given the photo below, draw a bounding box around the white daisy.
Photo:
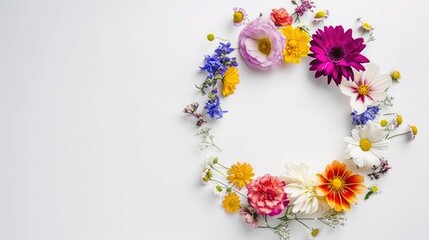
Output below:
[339,63,392,114]
[345,122,389,168]
[282,163,326,215]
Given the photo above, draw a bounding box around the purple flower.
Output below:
[215,42,234,55]
[309,26,370,85]
[238,17,285,70]
[200,55,224,74]
[204,95,227,119]
[351,105,380,125]
[295,0,315,16]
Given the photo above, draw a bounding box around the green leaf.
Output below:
[364,191,374,200]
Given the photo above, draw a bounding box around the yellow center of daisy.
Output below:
[311,228,320,237]
[391,70,401,81]
[411,125,418,135]
[371,185,378,193]
[315,11,325,18]
[380,119,388,127]
[360,138,372,151]
[331,178,343,191]
[363,22,373,31]
[358,85,369,95]
[233,11,244,23]
[258,37,272,56]
[396,115,403,125]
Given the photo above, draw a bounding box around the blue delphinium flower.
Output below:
[351,105,380,125]
[200,55,224,74]
[215,42,234,55]
[205,95,227,119]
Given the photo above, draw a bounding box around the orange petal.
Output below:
[317,183,331,196]
[326,191,341,211]
[341,187,358,204]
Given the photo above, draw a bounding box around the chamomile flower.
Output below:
[395,114,403,127]
[213,184,224,197]
[308,228,320,239]
[202,168,213,184]
[232,7,247,27]
[409,125,418,139]
[391,70,401,81]
[345,122,389,168]
[313,10,329,22]
[361,22,374,32]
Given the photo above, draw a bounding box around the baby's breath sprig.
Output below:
[197,127,222,151]
[380,95,394,107]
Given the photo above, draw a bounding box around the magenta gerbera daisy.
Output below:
[309,26,370,85]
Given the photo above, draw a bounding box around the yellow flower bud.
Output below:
[396,115,403,126]
[391,70,401,81]
[207,33,215,41]
[411,125,418,136]
[380,119,388,127]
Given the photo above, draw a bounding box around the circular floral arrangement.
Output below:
[183,1,418,239]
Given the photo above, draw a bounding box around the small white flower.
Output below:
[340,63,392,114]
[345,122,389,168]
[201,168,212,184]
[282,163,326,215]
[213,184,224,197]
[204,155,219,167]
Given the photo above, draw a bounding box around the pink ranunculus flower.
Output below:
[247,174,289,216]
[238,17,285,71]
[239,205,258,228]
[270,8,293,26]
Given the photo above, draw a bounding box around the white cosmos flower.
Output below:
[282,163,326,215]
[339,63,392,114]
[345,122,389,168]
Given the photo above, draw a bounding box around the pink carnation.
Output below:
[238,17,285,71]
[247,174,289,216]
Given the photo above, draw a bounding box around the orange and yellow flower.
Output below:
[316,160,365,212]
[222,67,240,97]
[227,162,254,190]
[222,192,241,213]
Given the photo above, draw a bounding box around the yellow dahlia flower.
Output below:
[227,162,254,190]
[279,25,310,64]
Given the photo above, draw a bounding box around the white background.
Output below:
[0,0,427,239]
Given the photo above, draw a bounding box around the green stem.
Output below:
[216,162,229,169]
[318,219,335,229]
[210,166,227,178]
[387,131,411,139]
[209,140,222,151]
[209,179,247,198]
[295,219,311,230]
[215,37,229,41]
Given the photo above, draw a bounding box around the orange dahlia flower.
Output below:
[316,160,365,212]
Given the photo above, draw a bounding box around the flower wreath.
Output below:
[183,1,418,239]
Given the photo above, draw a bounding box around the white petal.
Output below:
[370,74,392,91]
[351,97,369,114]
[363,63,380,82]
[340,80,358,96]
